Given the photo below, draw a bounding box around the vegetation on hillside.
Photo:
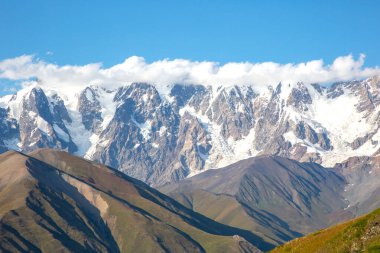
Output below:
[272,208,380,253]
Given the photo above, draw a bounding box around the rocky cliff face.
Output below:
[2,87,76,153]
[335,155,380,216]
[0,76,380,185]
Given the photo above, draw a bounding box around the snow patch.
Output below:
[65,108,92,156]
[85,88,95,102]
[132,116,152,141]
[158,126,167,137]
[7,86,36,120]
[311,89,370,143]
[142,93,149,102]
[53,125,70,142]
[283,131,299,145]
[226,127,260,165]
[36,116,50,135]
[95,87,118,130]
[180,105,259,171]
[344,204,351,210]
[0,95,12,108]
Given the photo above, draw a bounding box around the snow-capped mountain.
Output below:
[1,76,380,185]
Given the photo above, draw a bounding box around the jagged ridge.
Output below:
[0,76,380,185]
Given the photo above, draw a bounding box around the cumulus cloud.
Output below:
[0,54,379,95]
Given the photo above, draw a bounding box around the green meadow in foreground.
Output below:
[272,207,380,253]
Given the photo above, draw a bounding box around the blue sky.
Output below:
[1,0,379,66]
[0,1,380,96]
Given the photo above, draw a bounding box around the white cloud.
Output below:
[0,54,379,95]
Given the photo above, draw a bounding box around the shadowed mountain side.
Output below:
[160,155,351,247]
[0,149,265,252]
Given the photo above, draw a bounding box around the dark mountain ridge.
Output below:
[160,155,358,247]
[0,149,264,252]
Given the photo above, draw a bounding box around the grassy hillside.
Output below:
[0,149,263,253]
[271,207,380,253]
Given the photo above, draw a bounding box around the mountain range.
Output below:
[0,76,380,186]
[1,76,380,252]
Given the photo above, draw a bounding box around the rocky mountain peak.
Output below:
[1,76,380,185]
[78,86,102,131]
[24,87,53,123]
[170,84,206,107]
[286,82,313,111]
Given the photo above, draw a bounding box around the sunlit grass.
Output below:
[272,208,380,253]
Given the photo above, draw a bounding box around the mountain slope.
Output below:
[271,207,380,253]
[0,149,264,253]
[0,76,380,185]
[335,155,380,216]
[160,155,350,247]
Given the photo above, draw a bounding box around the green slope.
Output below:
[271,207,380,253]
[0,149,263,253]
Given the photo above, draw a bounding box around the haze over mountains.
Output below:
[0,76,380,186]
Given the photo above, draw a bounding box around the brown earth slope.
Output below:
[160,156,351,248]
[0,149,264,253]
